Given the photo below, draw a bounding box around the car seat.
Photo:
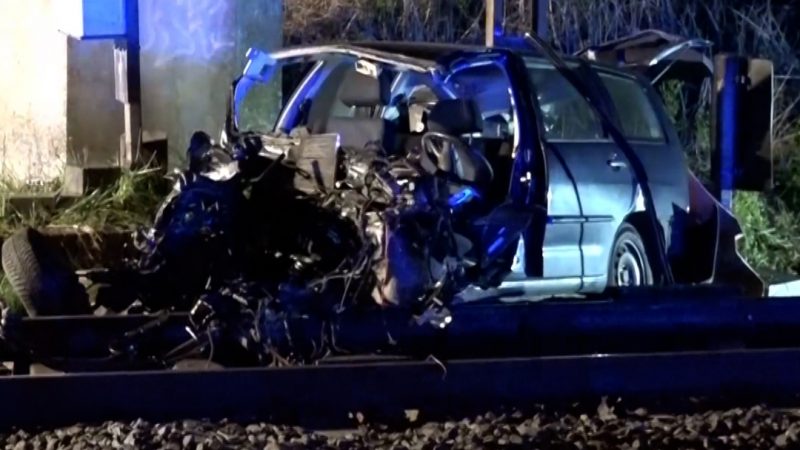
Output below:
[477,114,515,206]
[319,70,389,150]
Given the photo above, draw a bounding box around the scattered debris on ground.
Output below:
[3,404,800,450]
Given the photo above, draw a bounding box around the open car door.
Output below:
[574,29,713,86]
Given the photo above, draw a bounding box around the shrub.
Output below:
[284,0,484,45]
[734,191,800,277]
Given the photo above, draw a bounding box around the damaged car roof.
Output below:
[269,35,712,86]
[271,41,638,75]
[266,43,439,71]
[266,41,547,71]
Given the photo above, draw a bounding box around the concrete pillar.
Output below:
[66,39,125,168]
[0,0,69,184]
[0,0,284,186]
[139,0,283,164]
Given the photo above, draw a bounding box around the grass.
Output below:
[733,191,800,276]
[0,168,166,240]
[0,168,167,314]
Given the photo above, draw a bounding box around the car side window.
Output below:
[237,73,285,133]
[299,60,355,129]
[326,64,398,120]
[318,64,360,120]
[448,62,515,135]
[526,62,604,141]
[599,73,665,142]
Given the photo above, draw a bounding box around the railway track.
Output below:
[4,289,800,431]
[3,347,800,431]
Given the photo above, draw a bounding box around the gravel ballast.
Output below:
[3,404,800,449]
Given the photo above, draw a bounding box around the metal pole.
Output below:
[485,0,505,47]
[713,55,746,210]
[114,0,143,169]
[532,0,549,39]
[485,0,495,47]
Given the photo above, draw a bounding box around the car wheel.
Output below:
[608,224,653,287]
[1,228,90,316]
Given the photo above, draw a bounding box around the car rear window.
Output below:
[599,73,665,142]
[525,61,605,141]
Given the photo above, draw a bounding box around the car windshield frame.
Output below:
[229,45,437,136]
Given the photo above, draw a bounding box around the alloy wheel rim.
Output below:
[615,240,644,286]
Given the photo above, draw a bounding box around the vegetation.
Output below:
[0,169,167,312]
[284,0,485,44]
[0,168,166,240]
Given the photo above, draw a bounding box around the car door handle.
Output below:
[607,158,627,170]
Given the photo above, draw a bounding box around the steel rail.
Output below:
[3,348,800,430]
[4,290,800,430]
[8,288,800,365]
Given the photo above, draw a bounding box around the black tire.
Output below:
[1,228,90,316]
[608,223,653,288]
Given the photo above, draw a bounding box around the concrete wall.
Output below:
[0,0,283,184]
[0,0,69,183]
[140,0,283,164]
[66,39,125,168]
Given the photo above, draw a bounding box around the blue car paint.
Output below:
[226,43,721,296]
[448,186,480,208]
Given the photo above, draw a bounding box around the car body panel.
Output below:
[574,29,714,86]
[522,55,685,288]
[546,140,635,279]
[230,40,761,297]
[437,51,549,288]
[539,146,583,279]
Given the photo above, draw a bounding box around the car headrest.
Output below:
[427,99,481,135]
[408,86,438,105]
[339,70,388,107]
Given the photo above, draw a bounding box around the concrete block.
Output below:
[0,225,135,270]
[38,226,135,270]
[133,131,168,173]
[1,194,79,218]
[62,165,122,196]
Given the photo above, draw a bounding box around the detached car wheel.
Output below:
[1,228,90,316]
[609,224,653,287]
